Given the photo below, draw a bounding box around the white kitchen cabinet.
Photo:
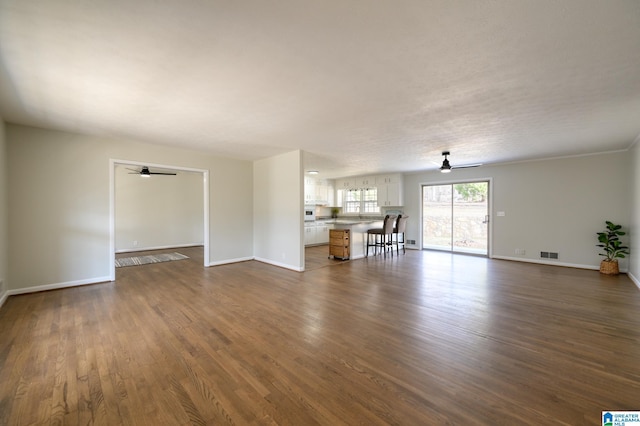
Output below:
[305,178,335,205]
[376,174,402,185]
[304,224,316,246]
[314,179,334,205]
[358,176,375,187]
[305,222,333,246]
[335,178,357,190]
[316,223,330,244]
[304,177,316,204]
[377,174,404,206]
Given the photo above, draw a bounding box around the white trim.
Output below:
[627,271,640,290]
[0,290,8,309]
[203,170,210,267]
[207,256,254,267]
[115,243,202,254]
[5,276,112,297]
[254,257,305,272]
[110,159,210,279]
[109,159,116,280]
[491,255,604,271]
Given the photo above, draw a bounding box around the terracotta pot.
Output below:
[599,259,619,275]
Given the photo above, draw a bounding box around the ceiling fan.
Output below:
[127,166,177,177]
[439,151,482,173]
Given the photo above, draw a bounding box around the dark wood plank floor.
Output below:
[1,247,639,425]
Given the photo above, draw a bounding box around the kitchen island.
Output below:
[331,219,384,259]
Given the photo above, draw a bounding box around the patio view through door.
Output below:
[422,181,489,255]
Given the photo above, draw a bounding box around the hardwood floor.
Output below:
[304,244,350,271]
[1,247,640,425]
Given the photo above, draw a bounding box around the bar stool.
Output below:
[366,215,397,257]
[393,215,408,255]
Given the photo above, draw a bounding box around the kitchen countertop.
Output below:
[313,217,384,225]
[332,219,382,225]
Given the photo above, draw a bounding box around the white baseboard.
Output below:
[207,256,254,267]
[116,243,202,254]
[627,272,640,290]
[254,257,304,272]
[6,276,112,298]
[0,290,8,310]
[491,255,607,271]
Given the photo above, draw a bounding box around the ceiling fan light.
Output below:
[440,158,452,173]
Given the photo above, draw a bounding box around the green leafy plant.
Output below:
[596,221,629,262]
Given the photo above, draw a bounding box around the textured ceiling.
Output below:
[1,1,640,178]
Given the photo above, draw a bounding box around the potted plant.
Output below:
[331,207,340,219]
[596,221,629,275]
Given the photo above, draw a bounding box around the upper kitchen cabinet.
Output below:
[376,174,402,185]
[305,178,335,205]
[304,177,316,204]
[335,177,357,190]
[377,174,404,206]
[357,176,375,187]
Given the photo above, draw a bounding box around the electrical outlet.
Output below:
[515,248,526,255]
[133,240,138,247]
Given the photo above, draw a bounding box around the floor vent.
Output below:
[541,252,559,259]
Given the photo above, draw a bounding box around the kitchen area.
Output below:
[304,172,404,268]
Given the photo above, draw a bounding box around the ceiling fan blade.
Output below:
[452,163,483,169]
[149,172,177,175]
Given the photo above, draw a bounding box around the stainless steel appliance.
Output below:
[304,206,316,221]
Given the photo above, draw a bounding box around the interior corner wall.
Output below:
[7,124,254,292]
[628,142,640,284]
[115,165,204,252]
[0,118,7,303]
[403,151,630,269]
[253,150,304,271]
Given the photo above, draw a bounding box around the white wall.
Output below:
[403,151,630,269]
[0,118,7,304]
[253,150,304,271]
[628,142,640,285]
[115,164,204,252]
[7,124,254,291]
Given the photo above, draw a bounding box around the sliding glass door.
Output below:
[422,181,489,255]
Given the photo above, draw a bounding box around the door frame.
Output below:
[109,159,210,280]
[419,177,493,257]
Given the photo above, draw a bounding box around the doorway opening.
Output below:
[109,159,210,280]
[422,180,490,256]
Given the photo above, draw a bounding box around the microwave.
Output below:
[304,206,316,221]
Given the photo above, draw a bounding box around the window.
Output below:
[340,188,379,214]
[343,189,361,213]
